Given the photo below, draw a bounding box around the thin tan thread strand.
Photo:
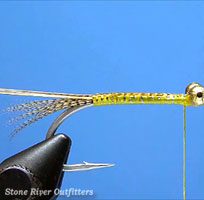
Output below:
[183,105,186,200]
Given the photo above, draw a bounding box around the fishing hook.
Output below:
[46,104,114,171]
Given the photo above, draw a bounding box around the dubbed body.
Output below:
[93,92,191,106]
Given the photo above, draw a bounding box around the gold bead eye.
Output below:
[185,82,204,106]
[197,92,203,98]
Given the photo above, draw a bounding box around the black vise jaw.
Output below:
[0,133,71,200]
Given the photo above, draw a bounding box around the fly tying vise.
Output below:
[0,82,204,200]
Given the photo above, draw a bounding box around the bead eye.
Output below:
[197,92,203,98]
